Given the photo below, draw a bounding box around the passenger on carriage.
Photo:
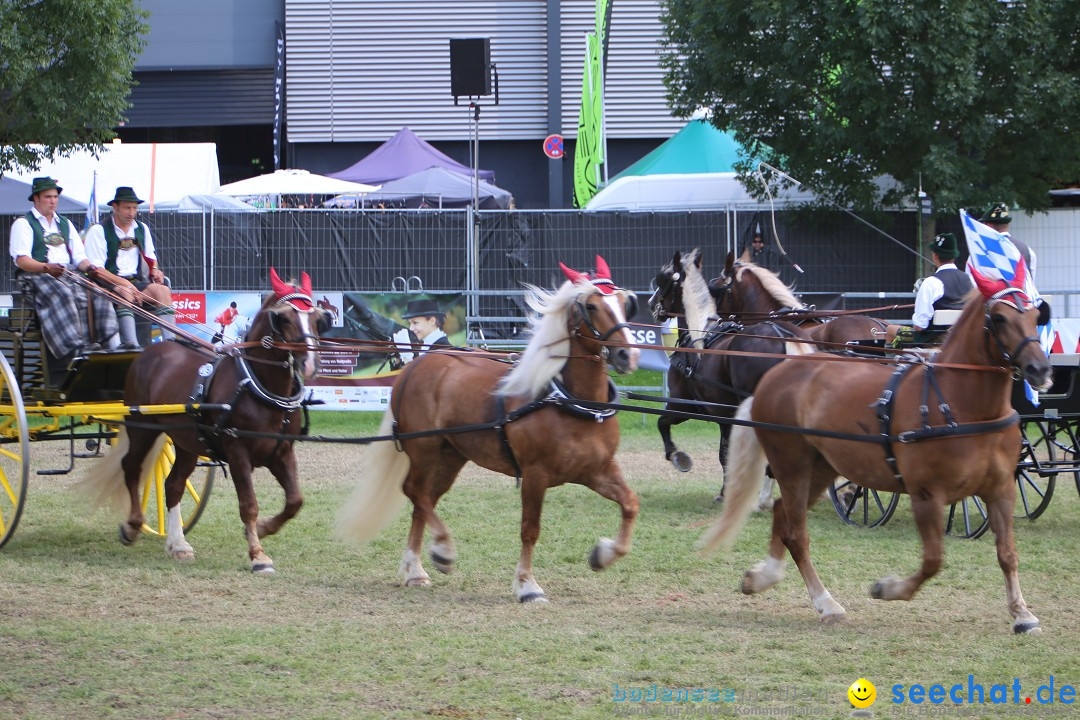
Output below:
[8,176,120,359]
[83,186,176,348]
[981,202,1036,279]
[887,232,974,347]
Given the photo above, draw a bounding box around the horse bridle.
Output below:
[266,291,329,348]
[984,288,1042,370]
[649,268,682,320]
[574,287,636,342]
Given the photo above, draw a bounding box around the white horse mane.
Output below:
[681,249,717,345]
[737,263,805,310]
[497,280,597,399]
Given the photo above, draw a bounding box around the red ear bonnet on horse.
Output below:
[269,267,315,311]
[559,262,589,286]
[591,255,617,295]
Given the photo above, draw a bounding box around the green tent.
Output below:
[614,120,746,179]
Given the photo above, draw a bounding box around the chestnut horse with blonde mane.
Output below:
[337,257,640,603]
[701,287,1052,633]
[79,269,331,573]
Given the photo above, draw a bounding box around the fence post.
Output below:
[207,209,214,292]
[466,205,478,342]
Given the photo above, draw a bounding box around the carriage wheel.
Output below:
[1014,420,1058,521]
[945,497,990,540]
[138,438,217,536]
[828,480,899,528]
[0,354,30,550]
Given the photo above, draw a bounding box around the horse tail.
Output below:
[699,397,767,556]
[335,409,410,545]
[73,427,168,517]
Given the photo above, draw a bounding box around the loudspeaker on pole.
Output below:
[450,38,492,98]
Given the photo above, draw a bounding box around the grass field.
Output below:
[0,405,1078,720]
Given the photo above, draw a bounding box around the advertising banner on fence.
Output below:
[174,291,466,411]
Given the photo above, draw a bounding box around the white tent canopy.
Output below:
[6,143,220,206]
[217,169,378,197]
[585,172,817,211]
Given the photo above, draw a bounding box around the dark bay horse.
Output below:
[336,257,640,603]
[79,269,330,573]
[650,249,812,500]
[701,288,1052,633]
[711,252,888,348]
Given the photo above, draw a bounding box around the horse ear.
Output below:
[725,251,735,273]
[672,251,682,269]
[300,271,312,296]
[269,267,291,296]
[693,248,704,269]
[594,255,612,280]
[560,262,588,285]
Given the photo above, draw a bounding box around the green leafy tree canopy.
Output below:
[660,0,1080,212]
[0,0,147,177]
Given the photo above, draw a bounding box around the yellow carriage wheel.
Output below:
[0,353,30,550]
[134,437,217,537]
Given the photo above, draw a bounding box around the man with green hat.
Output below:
[981,201,1036,279]
[84,186,176,348]
[8,176,119,359]
[887,233,974,346]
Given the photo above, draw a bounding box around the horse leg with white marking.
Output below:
[162,448,200,560]
[227,457,275,574]
[513,475,551,603]
[400,452,467,586]
[773,455,849,624]
[984,492,1041,634]
[585,460,639,572]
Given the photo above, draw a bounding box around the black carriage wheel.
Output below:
[945,496,990,540]
[0,354,30,550]
[1014,420,1058,521]
[829,479,899,528]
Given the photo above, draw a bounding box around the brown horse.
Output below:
[650,249,811,497]
[336,257,640,603]
[701,288,1052,633]
[78,269,330,573]
[711,251,888,347]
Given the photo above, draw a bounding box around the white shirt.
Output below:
[9,208,87,265]
[83,219,158,277]
[912,263,960,330]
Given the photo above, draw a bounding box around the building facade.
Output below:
[126,0,684,207]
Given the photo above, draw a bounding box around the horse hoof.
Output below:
[118,524,137,546]
[429,550,455,575]
[820,612,848,626]
[171,550,195,562]
[1013,621,1042,635]
[405,576,432,588]
[870,581,884,599]
[588,538,617,571]
[518,592,549,604]
[671,451,693,473]
[252,562,276,575]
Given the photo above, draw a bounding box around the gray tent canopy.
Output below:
[328,127,495,185]
[0,176,88,214]
[325,166,512,209]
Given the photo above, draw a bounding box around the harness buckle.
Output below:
[898,431,916,443]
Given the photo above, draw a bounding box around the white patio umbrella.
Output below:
[216,169,378,197]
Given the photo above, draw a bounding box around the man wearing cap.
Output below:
[889,233,974,346]
[742,228,783,272]
[8,177,119,358]
[981,202,1036,279]
[393,298,452,364]
[83,187,176,349]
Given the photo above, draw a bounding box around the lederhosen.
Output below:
[101,221,151,291]
[928,267,974,332]
[18,212,118,357]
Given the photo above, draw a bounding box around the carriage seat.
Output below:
[931,309,962,327]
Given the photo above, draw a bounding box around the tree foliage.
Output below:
[660,0,1080,212]
[0,0,147,177]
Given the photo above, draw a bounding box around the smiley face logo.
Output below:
[848,678,876,709]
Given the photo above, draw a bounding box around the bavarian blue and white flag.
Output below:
[83,172,98,236]
[960,208,1052,403]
